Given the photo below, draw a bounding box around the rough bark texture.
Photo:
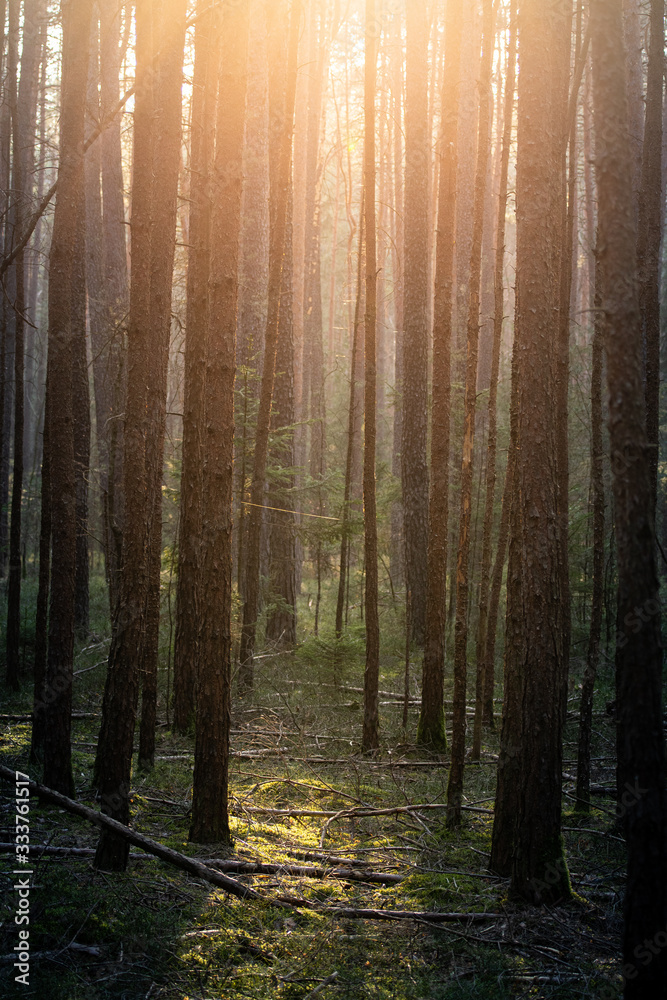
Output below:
[636,0,663,513]
[361,0,379,754]
[94,0,158,869]
[189,0,249,846]
[238,0,300,689]
[472,1,515,757]
[43,0,94,798]
[172,0,218,734]
[137,0,188,772]
[417,0,463,752]
[590,0,667,992]
[576,256,604,812]
[490,0,571,903]
[401,0,429,644]
[265,2,296,648]
[447,0,494,826]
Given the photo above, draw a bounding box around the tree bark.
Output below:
[189,0,249,845]
[172,0,218,734]
[636,0,663,514]
[472,0,516,758]
[590,0,667,991]
[43,0,94,798]
[490,0,571,903]
[137,0,188,772]
[417,0,463,752]
[94,0,158,868]
[401,0,429,644]
[361,0,379,753]
[447,0,495,826]
[238,0,301,690]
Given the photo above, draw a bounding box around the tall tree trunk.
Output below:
[472,0,516,757]
[335,195,364,640]
[138,0,188,771]
[72,183,90,638]
[361,0,379,753]
[417,0,463,752]
[490,0,571,903]
[401,0,429,644]
[447,0,495,826]
[637,0,664,513]
[189,0,249,845]
[238,0,301,690]
[5,0,28,689]
[590,1,667,993]
[265,0,297,648]
[576,249,604,811]
[31,371,50,762]
[94,0,158,869]
[43,0,94,798]
[172,0,218,733]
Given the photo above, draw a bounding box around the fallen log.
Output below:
[0,764,265,903]
[0,766,501,926]
[0,841,402,885]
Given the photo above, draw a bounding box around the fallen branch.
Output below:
[0,765,266,903]
[0,767,501,928]
[0,942,102,963]
[273,894,503,924]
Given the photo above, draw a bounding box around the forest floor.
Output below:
[0,576,626,999]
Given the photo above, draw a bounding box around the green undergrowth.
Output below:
[0,574,626,998]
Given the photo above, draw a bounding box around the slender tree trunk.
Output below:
[401,0,429,644]
[30,370,50,763]
[417,0,463,752]
[472,0,515,757]
[93,0,158,868]
[576,252,604,811]
[590,1,667,992]
[72,183,90,638]
[265,0,297,648]
[238,0,301,690]
[172,0,218,734]
[189,0,249,845]
[637,0,664,513]
[361,0,379,753]
[447,0,495,826]
[43,0,94,798]
[335,195,364,639]
[5,0,27,690]
[137,0,188,771]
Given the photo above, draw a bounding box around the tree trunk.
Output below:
[137,0,188,772]
[335,195,364,640]
[43,0,94,798]
[361,0,379,753]
[238,0,301,690]
[265,0,297,648]
[401,0,429,644]
[189,0,249,845]
[636,0,663,513]
[93,0,158,869]
[417,0,463,752]
[172,0,218,733]
[447,0,495,826]
[576,250,604,812]
[490,0,571,903]
[590,0,667,992]
[471,0,516,758]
